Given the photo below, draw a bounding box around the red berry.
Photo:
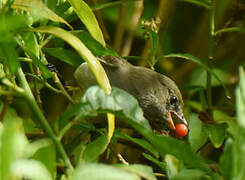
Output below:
[175,123,188,138]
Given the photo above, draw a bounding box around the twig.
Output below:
[25,73,61,94]
[29,63,43,109]
[206,0,215,118]
[53,73,75,104]
[117,153,129,165]
[154,173,166,177]
[45,82,62,93]
[121,0,144,56]
[58,121,78,141]
[40,35,53,48]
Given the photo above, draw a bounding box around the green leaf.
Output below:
[115,130,159,158]
[165,154,179,178]
[74,86,211,175]
[21,32,39,57]
[188,114,208,152]
[204,123,227,148]
[0,42,20,74]
[11,159,52,180]
[116,164,157,180]
[0,15,29,39]
[71,163,138,180]
[58,102,85,129]
[232,127,245,179]
[26,139,53,158]
[215,27,245,36]
[74,86,151,130]
[149,30,159,63]
[12,0,72,29]
[82,134,108,162]
[213,110,235,123]
[219,138,233,180]
[164,53,230,98]
[68,0,106,47]
[33,26,111,94]
[134,128,212,176]
[20,46,52,79]
[76,31,118,57]
[142,153,165,171]
[179,0,211,8]
[232,67,245,179]
[42,48,82,66]
[91,1,122,11]
[0,109,29,180]
[236,67,245,128]
[171,169,206,180]
[32,141,56,178]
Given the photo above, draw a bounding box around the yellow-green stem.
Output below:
[16,68,74,171]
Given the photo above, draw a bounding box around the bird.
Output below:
[73,55,187,132]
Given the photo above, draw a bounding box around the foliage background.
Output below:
[0,0,244,179]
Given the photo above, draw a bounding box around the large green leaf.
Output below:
[171,169,206,180]
[0,15,29,39]
[204,123,227,148]
[116,164,157,180]
[11,159,52,180]
[33,26,111,94]
[165,154,179,178]
[82,134,108,162]
[32,141,56,178]
[21,32,39,57]
[71,163,138,180]
[0,109,29,180]
[0,42,19,74]
[74,86,151,130]
[219,138,233,180]
[233,67,245,179]
[42,48,82,66]
[12,0,72,29]
[132,126,213,176]
[68,86,151,163]
[68,0,106,47]
[115,130,159,158]
[236,67,245,128]
[0,15,27,74]
[232,127,245,180]
[188,114,208,152]
[76,31,118,57]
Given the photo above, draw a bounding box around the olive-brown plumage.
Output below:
[74,56,187,131]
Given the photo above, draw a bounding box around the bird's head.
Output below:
[158,74,187,131]
[139,73,187,132]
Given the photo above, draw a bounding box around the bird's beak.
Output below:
[168,110,188,130]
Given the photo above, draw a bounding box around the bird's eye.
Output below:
[170,96,178,106]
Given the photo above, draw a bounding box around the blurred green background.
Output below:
[0,0,245,179]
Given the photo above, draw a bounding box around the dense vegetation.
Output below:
[0,0,244,179]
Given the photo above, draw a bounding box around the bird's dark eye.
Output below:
[170,96,178,106]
